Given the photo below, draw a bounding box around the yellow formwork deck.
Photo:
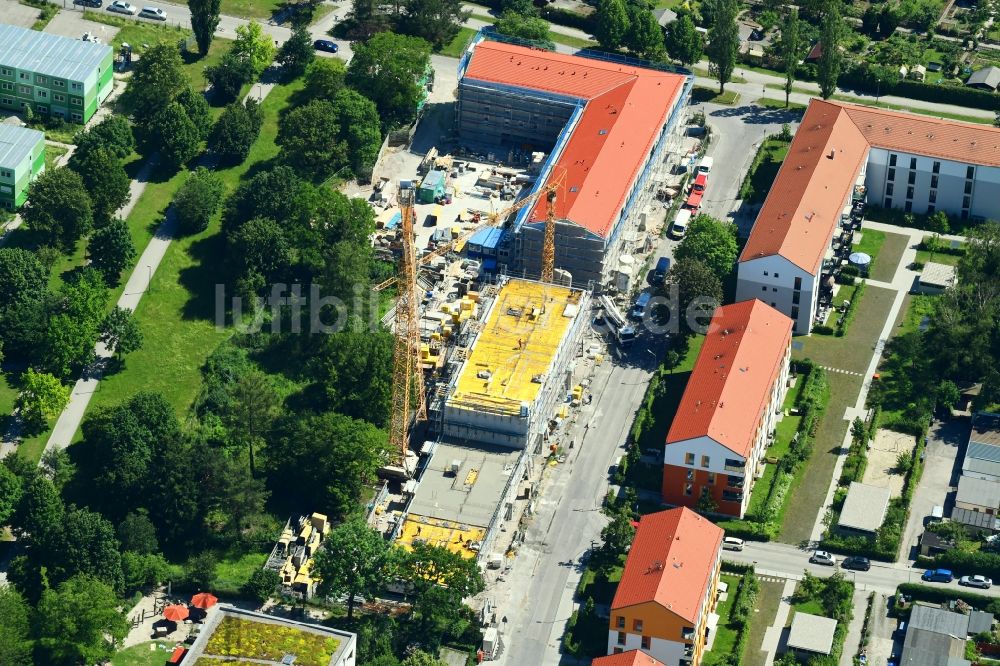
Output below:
[397,514,487,559]
[449,279,582,415]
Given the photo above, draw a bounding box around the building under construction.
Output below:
[456,35,692,288]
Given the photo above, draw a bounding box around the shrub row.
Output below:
[725,570,760,666]
[836,281,866,337]
[920,549,1000,581]
[898,583,1000,615]
[839,68,1000,111]
[917,240,967,256]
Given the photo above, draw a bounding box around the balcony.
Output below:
[723,491,744,503]
[726,477,744,489]
[723,460,745,474]
[684,646,695,658]
[682,627,695,641]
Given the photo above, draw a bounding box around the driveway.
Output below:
[865,593,898,666]
[898,418,968,563]
[44,8,121,40]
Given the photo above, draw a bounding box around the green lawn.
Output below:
[702,574,742,666]
[633,335,705,459]
[779,285,898,543]
[869,231,909,283]
[757,97,807,111]
[44,144,68,171]
[82,10,192,53]
[111,641,177,666]
[551,32,598,49]
[21,1,58,31]
[0,369,20,416]
[853,228,886,277]
[915,237,966,267]
[692,86,740,105]
[743,138,791,204]
[181,38,237,101]
[743,580,785,666]
[440,27,478,58]
[214,549,269,594]
[692,66,748,84]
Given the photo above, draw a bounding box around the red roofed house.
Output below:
[662,300,793,518]
[594,649,668,666]
[608,507,723,666]
[737,98,1000,334]
[457,36,691,287]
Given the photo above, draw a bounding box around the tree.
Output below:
[344,0,391,38]
[100,306,143,362]
[22,167,93,251]
[495,11,554,48]
[41,268,108,378]
[185,551,218,591]
[277,99,347,180]
[242,567,281,604]
[121,551,170,592]
[674,214,738,279]
[121,43,186,121]
[205,51,256,102]
[233,21,276,78]
[178,87,213,140]
[927,210,950,234]
[397,542,485,600]
[665,258,723,333]
[34,575,128,666]
[0,463,23,527]
[347,32,432,129]
[850,416,867,445]
[11,475,64,542]
[401,0,469,50]
[665,12,703,66]
[936,379,960,409]
[307,328,392,425]
[222,368,280,476]
[817,3,843,99]
[0,586,32,665]
[696,491,718,515]
[594,0,630,50]
[174,167,226,234]
[706,0,739,93]
[148,437,206,544]
[303,58,347,102]
[46,506,125,593]
[17,369,69,431]
[269,412,391,517]
[878,3,901,37]
[117,510,160,555]
[73,115,135,160]
[149,102,203,170]
[895,451,913,473]
[70,146,130,226]
[778,9,802,108]
[599,510,635,559]
[331,89,383,177]
[228,216,293,294]
[402,652,448,666]
[0,247,50,356]
[625,5,666,60]
[189,0,222,55]
[279,24,315,78]
[313,518,390,618]
[89,219,137,285]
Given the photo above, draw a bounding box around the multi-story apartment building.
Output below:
[737,99,1000,334]
[0,124,44,210]
[594,650,667,666]
[0,25,113,123]
[607,507,723,666]
[456,35,691,288]
[662,300,793,518]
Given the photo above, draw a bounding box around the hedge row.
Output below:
[897,583,1000,616]
[725,570,760,666]
[839,68,1000,112]
[836,281,866,337]
[919,549,1000,581]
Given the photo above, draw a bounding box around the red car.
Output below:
[684,188,704,211]
[692,172,708,192]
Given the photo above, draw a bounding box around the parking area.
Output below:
[6,1,44,28]
[43,9,121,40]
[898,419,968,562]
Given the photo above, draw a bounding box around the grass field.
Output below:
[702,574,742,666]
[633,335,706,460]
[83,10,193,53]
[758,97,807,111]
[743,580,785,666]
[743,138,791,204]
[44,144,68,171]
[915,237,965,267]
[551,32,598,49]
[869,231,909,283]
[440,27,477,58]
[779,285,898,543]
[692,86,740,105]
[111,642,177,666]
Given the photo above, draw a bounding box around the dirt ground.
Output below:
[862,429,918,499]
[44,9,120,41]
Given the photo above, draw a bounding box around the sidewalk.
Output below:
[841,589,871,666]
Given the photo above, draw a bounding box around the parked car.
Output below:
[842,556,871,571]
[652,256,670,284]
[722,537,745,552]
[313,39,339,53]
[138,6,167,19]
[107,0,138,13]
[809,550,836,566]
[74,0,103,7]
[960,575,993,589]
[922,568,954,583]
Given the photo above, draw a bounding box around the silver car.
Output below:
[138,6,167,19]
[107,0,138,14]
[809,550,836,566]
[960,575,993,589]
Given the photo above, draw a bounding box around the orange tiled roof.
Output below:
[740,99,1000,273]
[611,507,722,623]
[593,650,668,666]
[463,41,686,239]
[666,300,793,458]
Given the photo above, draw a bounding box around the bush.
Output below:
[898,583,1000,616]
[812,324,836,335]
[241,567,280,604]
[174,168,226,235]
[835,273,856,286]
[836,281,865,337]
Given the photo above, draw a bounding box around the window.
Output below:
[17,85,30,95]
[887,168,895,181]
[965,181,973,194]
[791,305,799,319]
[929,190,936,204]
[886,183,894,196]
[763,270,768,276]
[792,291,800,305]
[53,79,64,87]
[685,452,695,465]
[0,68,10,76]
[0,169,10,178]
[963,195,971,209]
[967,166,975,179]
[37,90,46,99]
[701,455,710,468]
[71,98,81,106]
[633,619,644,632]
[53,93,64,102]
[909,157,917,169]
[761,286,767,292]
[906,186,914,200]
[885,197,893,208]
[686,469,694,481]
[908,171,916,185]
[772,287,777,292]
[1,98,11,105]
[774,273,779,278]
[889,154,897,167]
[613,648,624,655]
[641,636,651,650]
[0,83,9,91]
[927,205,935,214]
[932,161,940,174]
[707,473,716,485]
[794,277,802,290]
[70,82,82,91]
[905,201,912,213]
[771,302,776,307]
[931,175,938,189]
[37,105,46,114]
[18,72,27,80]
[35,75,46,85]
[684,484,693,496]
[616,616,625,629]
[617,632,626,645]
[71,113,82,121]
[962,210,969,220]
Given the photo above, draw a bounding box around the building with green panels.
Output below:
[0,125,45,210]
[0,25,113,123]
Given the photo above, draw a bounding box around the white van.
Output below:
[670,208,692,239]
[697,156,713,175]
[722,537,745,552]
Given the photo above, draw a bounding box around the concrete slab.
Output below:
[44,9,120,41]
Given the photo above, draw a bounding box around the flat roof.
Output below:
[839,482,891,533]
[182,605,355,666]
[611,507,722,624]
[971,414,1000,447]
[398,441,520,558]
[957,475,1000,509]
[447,278,582,415]
[952,507,1000,530]
[463,40,687,239]
[666,300,793,458]
[920,262,957,288]
[0,125,43,169]
[901,627,969,666]
[788,613,838,655]
[910,605,971,638]
[0,24,111,83]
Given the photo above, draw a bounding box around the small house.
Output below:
[909,64,927,82]
[967,66,1000,92]
[918,262,957,294]
[956,476,1000,515]
[838,482,891,534]
[919,530,955,557]
[787,613,838,658]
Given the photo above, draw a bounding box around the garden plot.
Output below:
[862,429,918,498]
